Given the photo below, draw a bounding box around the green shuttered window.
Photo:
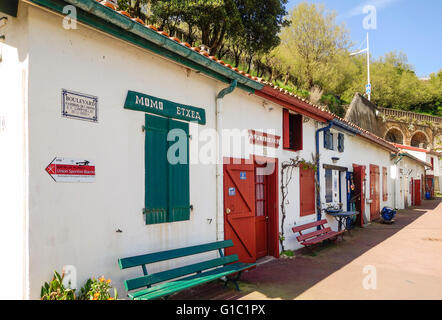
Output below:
[144,114,190,225]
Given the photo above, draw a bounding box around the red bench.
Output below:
[292,219,344,247]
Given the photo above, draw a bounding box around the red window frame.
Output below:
[283,109,303,151]
[382,167,388,201]
[255,171,266,217]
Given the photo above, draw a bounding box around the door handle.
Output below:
[226,208,231,214]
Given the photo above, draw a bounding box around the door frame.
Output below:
[252,155,279,259]
[223,156,279,263]
[414,179,421,206]
[369,164,380,221]
[352,164,366,227]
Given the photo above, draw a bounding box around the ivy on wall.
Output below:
[279,155,317,252]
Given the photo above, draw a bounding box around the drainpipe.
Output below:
[216,80,237,241]
[315,122,333,224]
[392,153,404,209]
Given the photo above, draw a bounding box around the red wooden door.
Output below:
[411,178,414,205]
[255,169,268,259]
[224,160,256,263]
[414,180,421,206]
[382,167,388,201]
[370,165,380,221]
[353,165,366,227]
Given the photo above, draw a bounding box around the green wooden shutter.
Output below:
[168,119,190,222]
[145,114,169,224]
[144,114,190,225]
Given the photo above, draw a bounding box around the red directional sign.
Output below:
[46,157,95,182]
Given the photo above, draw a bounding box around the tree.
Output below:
[233,0,288,72]
[117,0,149,21]
[278,2,351,89]
[147,0,242,56]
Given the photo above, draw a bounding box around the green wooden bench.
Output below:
[118,240,256,300]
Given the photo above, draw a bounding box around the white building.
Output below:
[393,144,440,197]
[0,0,429,299]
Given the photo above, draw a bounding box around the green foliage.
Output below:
[277,2,351,89]
[78,277,118,300]
[41,271,117,300]
[281,250,294,257]
[268,3,441,117]
[40,271,76,300]
[320,94,346,117]
[117,0,288,60]
[115,1,441,117]
[77,278,93,300]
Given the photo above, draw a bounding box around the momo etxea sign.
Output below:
[62,89,98,122]
[124,90,206,125]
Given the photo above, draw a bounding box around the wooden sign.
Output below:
[124,90,206,125]
[248,130,280,148]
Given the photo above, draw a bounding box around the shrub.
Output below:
[78,276,118,300]
[41,271,117,300]
[40,271,76,300]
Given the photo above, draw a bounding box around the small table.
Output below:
[325,211,360,232]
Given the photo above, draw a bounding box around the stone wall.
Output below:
[345,93,442,150]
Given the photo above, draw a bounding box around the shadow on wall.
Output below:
[168,200,440,300]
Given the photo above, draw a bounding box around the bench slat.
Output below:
[301,230,344,246]
[119,240,234,269]
[129,262,255,300]
[292,219,327,233]
[296,227,332,242]
[125,254,238,291]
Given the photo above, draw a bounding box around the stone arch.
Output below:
[410,131,430,149]
[384,127,404,144]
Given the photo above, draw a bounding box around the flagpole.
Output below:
[350,33,372,101]
[367,32,371,101]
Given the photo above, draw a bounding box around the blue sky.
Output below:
[286,0,442,77]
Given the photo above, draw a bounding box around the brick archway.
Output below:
[384,127,405,144]
[410,131,430,149]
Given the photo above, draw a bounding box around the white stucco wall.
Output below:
[394,157,426,208]
[426,154,440,177]
[25,5,221,299]
[406,149,427,162]
[314,128,396,242]
[0,2,29,299]
[222,89,398,252]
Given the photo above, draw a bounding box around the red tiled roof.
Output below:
[393,144,428,153]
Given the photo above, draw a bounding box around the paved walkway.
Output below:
[172,199,442,300]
